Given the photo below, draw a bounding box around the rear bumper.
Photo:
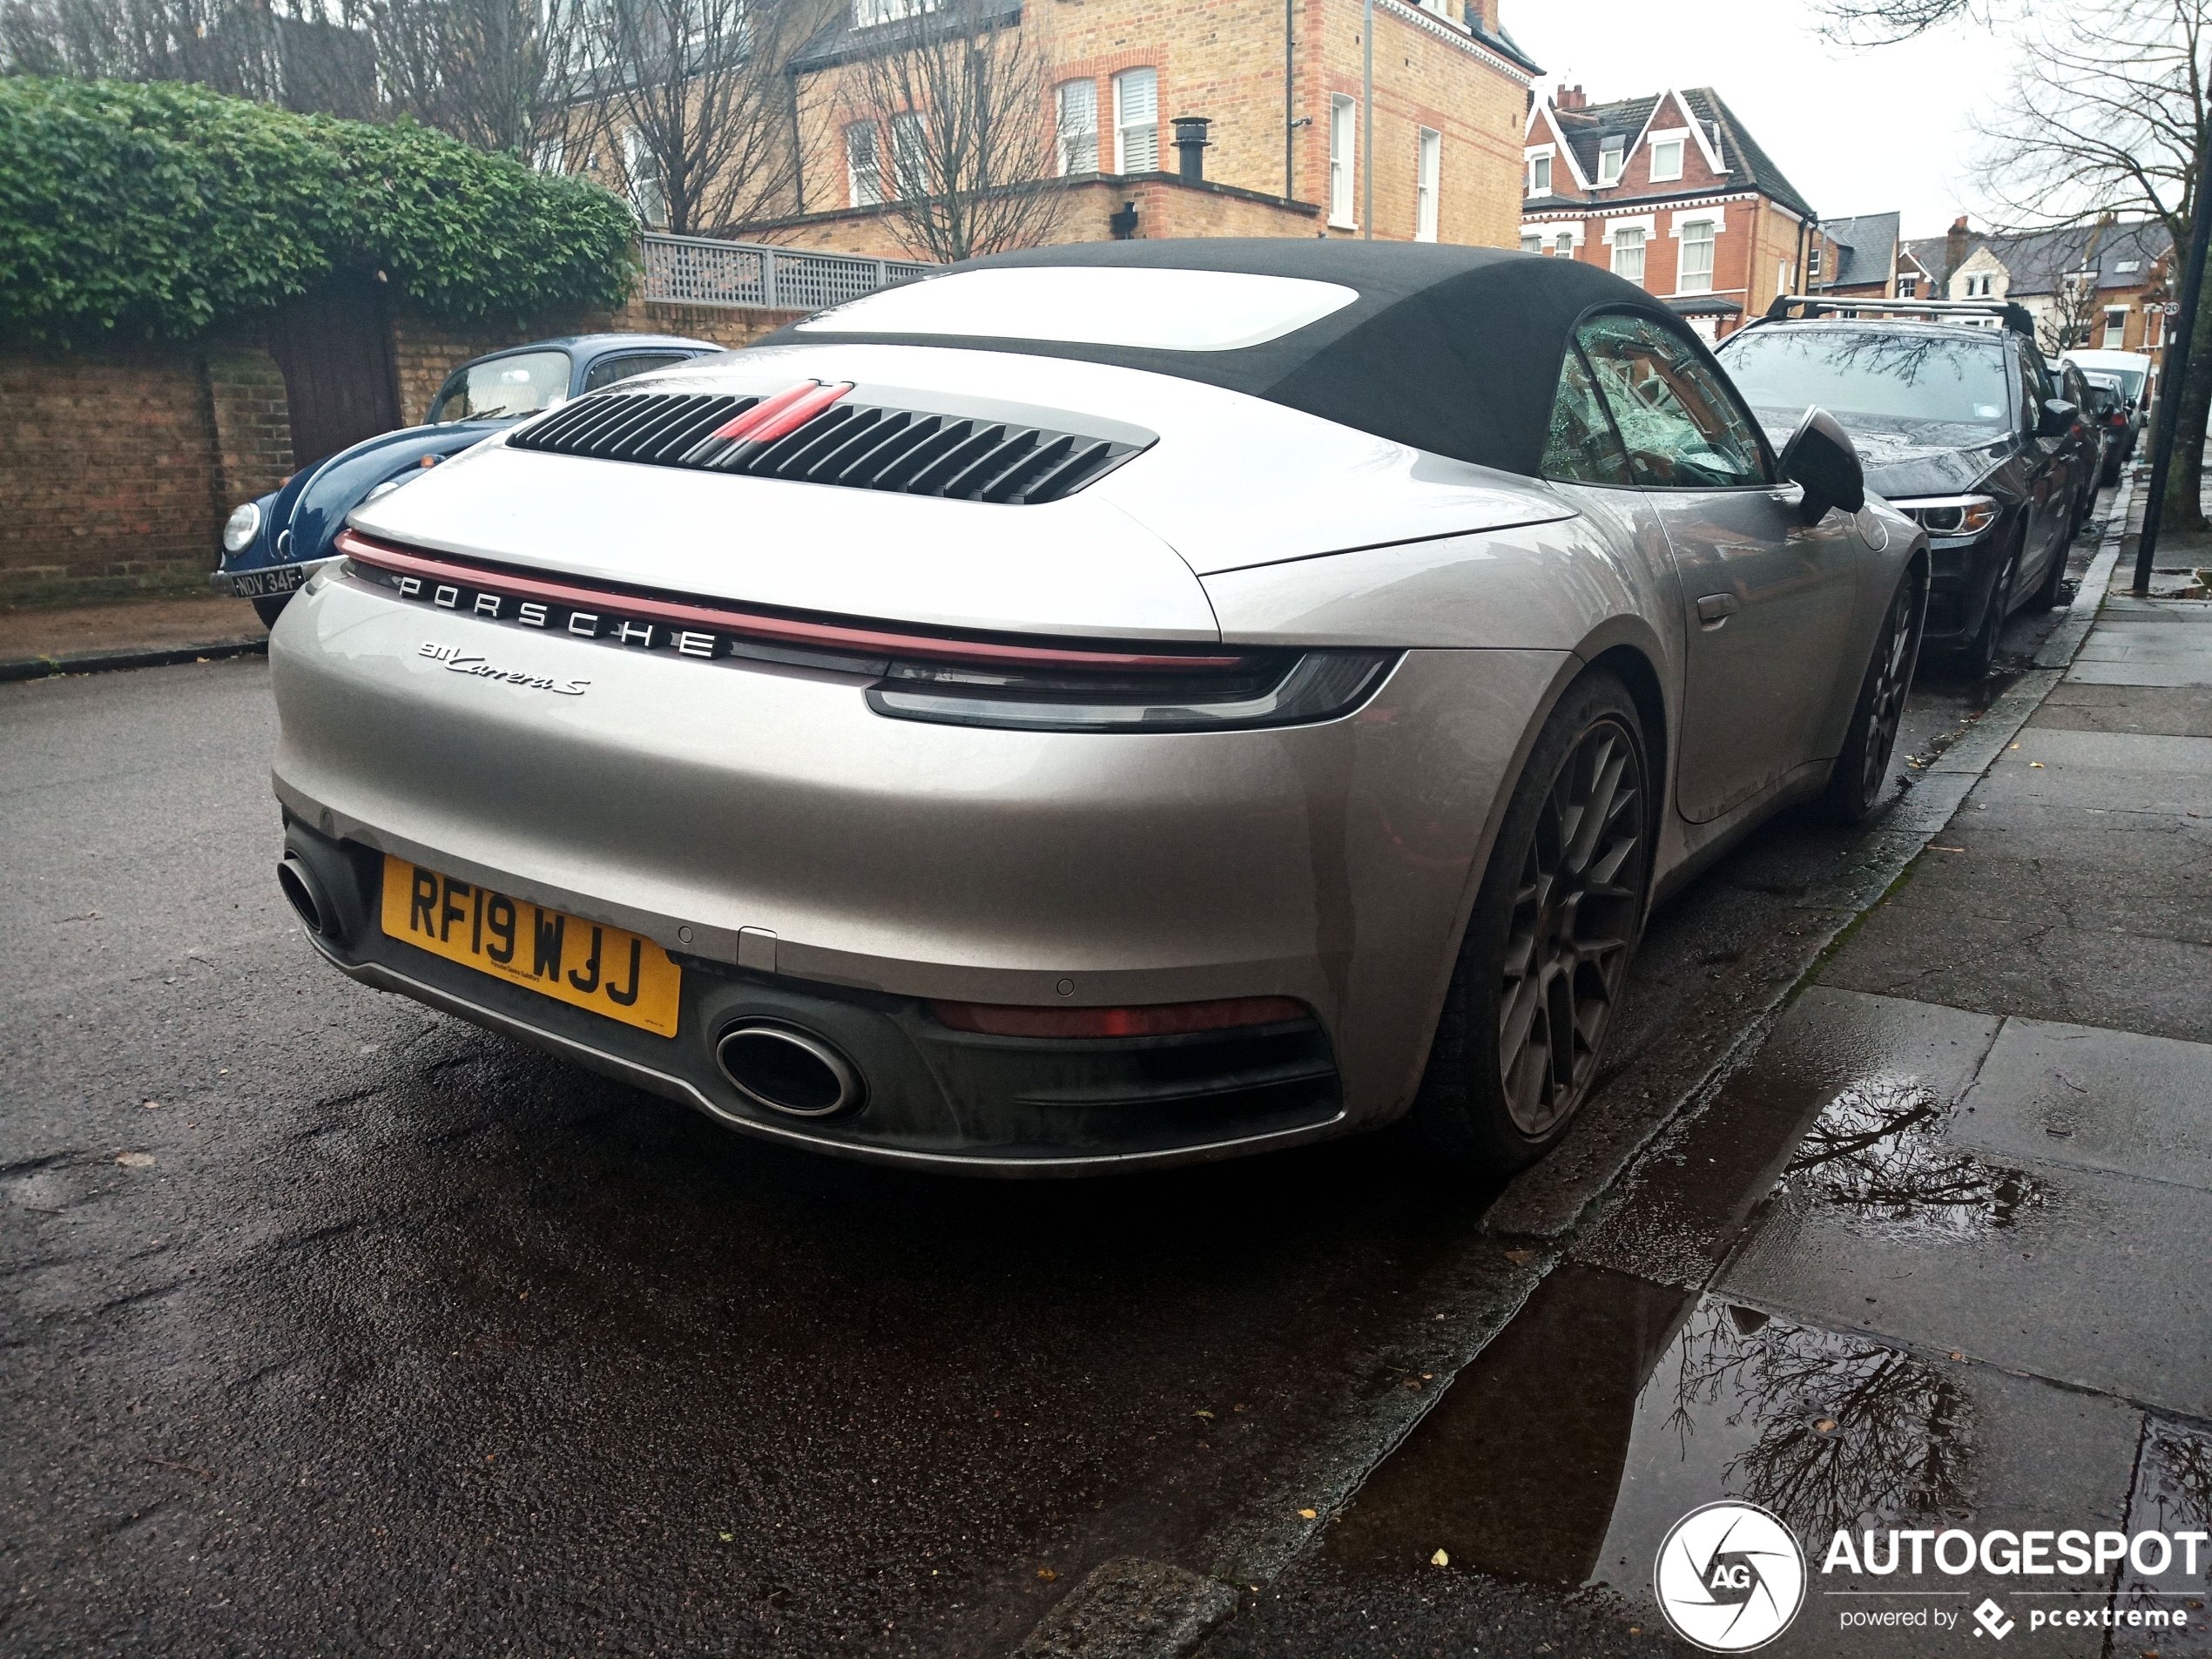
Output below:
[284,820,1346,1173]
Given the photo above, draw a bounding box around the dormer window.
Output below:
[1649,136,1683,181]
[1598,138,1623,185]
[1528,152,1553,195]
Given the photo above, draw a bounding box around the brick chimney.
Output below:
[1946,215,1971,285]
[1554,84,1587,111]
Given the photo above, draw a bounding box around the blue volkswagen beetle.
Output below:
[213,334,724,623]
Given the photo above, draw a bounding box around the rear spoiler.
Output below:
[1763,295,2037,339]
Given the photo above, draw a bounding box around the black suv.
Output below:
[1716,299,2092,673]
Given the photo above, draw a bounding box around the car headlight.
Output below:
[222,501,262,555]
[1896,495,2000,538]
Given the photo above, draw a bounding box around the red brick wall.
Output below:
[0,343,296,606]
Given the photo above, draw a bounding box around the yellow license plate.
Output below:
[380,856,682,1038]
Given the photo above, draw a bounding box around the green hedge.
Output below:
[0,78,638,346]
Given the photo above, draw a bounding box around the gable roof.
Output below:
[1904,221,2171,296]
[1538,85,1813,219]
[1815,211,1900,289]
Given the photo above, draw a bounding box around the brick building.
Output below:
[1518,84,1817,341]
[1809,210,1899,300]
[738,0,1539,255]
[1901,218,2174,355]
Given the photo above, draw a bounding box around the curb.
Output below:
[1016,472,2141,1659]
[0,637,269,685]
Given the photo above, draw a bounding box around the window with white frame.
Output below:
[1527,152,1552,195]
[623,127,665,227]
[1676,219,1714,293]
[891,111,927,198]
[1055,78,1098,175]
[1898,274,1918,299]
[1521,233,1541,253]
[852,0,938,25]
[1612,225,1646,282]
[2104,307,2129,348]
[1114,67,1157,172]
[846,122,882,206]
[1597,138,1622,186]
[1329,95,1356,226]
[1779,259,1791,295]
[2147,307,2164,348]
[1554,232,1573,258]
[1649,136,1683,181]
[1415,128,1440,242]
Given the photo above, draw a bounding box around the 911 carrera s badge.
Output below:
[418,639,589,695]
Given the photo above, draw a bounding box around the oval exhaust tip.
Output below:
[715,1023,862,1118]
[277,854,336,939]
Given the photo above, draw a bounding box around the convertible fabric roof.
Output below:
[758,239,1693,477]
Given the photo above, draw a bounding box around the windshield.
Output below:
[1719,327,2013,432]
[431,350,570,422]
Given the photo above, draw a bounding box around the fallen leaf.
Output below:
[1037,1568,1058,1581]
[116,1151,154,1169]
[1503,1248,1537,1264]
[1403,1378,1422,1389]
[1815,1418,1837,1433]
[719,1532,733,1542]
[1193,1409,1215,1420]
[1950,1351,1966,1361]
[1431,1548,1450,1567]
[2030,760,2045,768]
[1298,1507,1318,1520]
[142,1099,161,1109]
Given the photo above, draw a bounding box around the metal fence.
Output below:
[640,233,937,312]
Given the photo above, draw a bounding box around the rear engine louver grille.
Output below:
[507,385,1146,504]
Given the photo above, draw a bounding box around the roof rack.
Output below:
[1762,294,2036,339]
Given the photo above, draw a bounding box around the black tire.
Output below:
[1951,541,2020,677]
[252,594,291,629]
[1820,565,1926,826]
[1407,673,1650,1174]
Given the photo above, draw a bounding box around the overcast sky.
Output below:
[1507,0,2008,240]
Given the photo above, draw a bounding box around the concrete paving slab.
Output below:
[2035,681,2212,737]
[1719,1137,2212,1418]
[1864,830,2212,945]
[1819,901,2212,1045]
[1320,1276,2141,1658]
[2067,659,2212,687]
[2114,1416,2212,1656]
[1574,988,2000,1289]
[1953,1017,2212,1190]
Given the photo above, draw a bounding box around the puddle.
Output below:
[1777,1075,2045,1242]
[2117,1419,2212,1655]
[1325,1271,1975,1590]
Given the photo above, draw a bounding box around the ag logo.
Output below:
[1655,1501,1806,1652]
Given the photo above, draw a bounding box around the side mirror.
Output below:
[1777,406,1865,525]
[2038,398,2078,437]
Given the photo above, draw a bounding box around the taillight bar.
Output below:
[334,529,1250,673]
[930,995,1309,1039]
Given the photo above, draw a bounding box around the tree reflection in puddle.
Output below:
[2118,1418,2212,1651]
[1777,1075,2044,1241]
[1662,1302,1976,1546]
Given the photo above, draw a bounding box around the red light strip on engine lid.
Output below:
[705,380,853,444]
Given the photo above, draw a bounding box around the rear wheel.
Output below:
[1821,565,1925,825]
[1408,674,1649,1174]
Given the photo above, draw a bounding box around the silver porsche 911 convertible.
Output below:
[268,241,1925,1176]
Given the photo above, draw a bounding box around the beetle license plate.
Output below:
[229,563,309,597]
[380,857,682,1037]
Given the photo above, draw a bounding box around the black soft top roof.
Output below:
[757,239,1696,477]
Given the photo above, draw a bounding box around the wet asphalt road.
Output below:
[0,534,2090,1656]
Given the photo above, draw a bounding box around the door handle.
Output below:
[1696,593,1741,627]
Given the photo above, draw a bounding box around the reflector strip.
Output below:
[334,529,1248,672]
[742,381,855,444]
[704,380,826,442]
[929,996,1309,1039]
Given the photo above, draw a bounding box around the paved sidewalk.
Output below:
[0,591,267,682]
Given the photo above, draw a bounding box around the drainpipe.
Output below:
[1285,0,1296,199]
[787,64,806,214]
[1362,0,1373,239]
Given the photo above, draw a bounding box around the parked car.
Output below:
[213,334,724,624]
[266,242,1925,1178]
[2061,346,2152,471]
[2056,361,2107,527]
[1721,298,2090,675]
[2077,368,2134,484]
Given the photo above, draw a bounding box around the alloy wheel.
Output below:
[1858,578,1919,804]
[1496,718,1648,1137]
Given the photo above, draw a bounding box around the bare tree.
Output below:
[337,0,591,156]
[2,0,380,118]
[562,0,809,236]
[841,0,1065,263]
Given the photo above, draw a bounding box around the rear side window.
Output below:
[431,350,571,422]
[583,352,696,392]
[1541,344,1634,486]
[1575,314,1768,489]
